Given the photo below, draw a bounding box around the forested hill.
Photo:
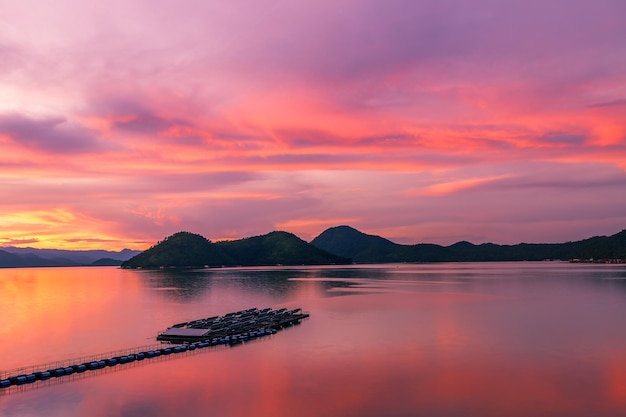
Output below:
[311,225,626,263]
[120,232,230,268]
[120,231,351,269]
[215,231,351,266]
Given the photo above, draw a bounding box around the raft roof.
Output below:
[159,328,210,338]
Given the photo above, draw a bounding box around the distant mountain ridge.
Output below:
[121,231,351,269]
[0,247,141,268]
[5,226,625,269]
[311,225,626,263]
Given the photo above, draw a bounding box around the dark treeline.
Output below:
[311,226,626,263]
[121,226,626,269]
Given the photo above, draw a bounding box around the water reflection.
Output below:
[138,267,385,302]
[2,263,626,416]
[140,270,214,301]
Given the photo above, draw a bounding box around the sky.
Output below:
[1,0,625,251]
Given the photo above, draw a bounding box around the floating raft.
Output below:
[157,307,309,343]
[1,306,308,391]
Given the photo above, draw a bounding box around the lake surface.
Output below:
[2,262,626,416]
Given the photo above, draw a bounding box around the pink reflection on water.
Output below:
[16,328,624,417]
[2,264,626,416]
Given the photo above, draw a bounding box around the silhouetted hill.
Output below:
[121,230,350,269]
[215,231,351,266]
[311,227,626,263]
[121,232,232,268]
[91,258,124,266]
[309,226,397,262]
[311,226,449,262]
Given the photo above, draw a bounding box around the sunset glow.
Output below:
[1,0,625,250]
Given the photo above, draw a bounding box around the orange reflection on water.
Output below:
[0,267,147,368]
[605,352,626,406]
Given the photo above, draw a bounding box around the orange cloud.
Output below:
[406,175,512,197]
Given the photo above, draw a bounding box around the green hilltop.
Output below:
[121,230,351,269]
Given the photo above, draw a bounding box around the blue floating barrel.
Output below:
[118,356,129,364]
[146,351,155,358]
[98,360,106,368]
[74,364,87,373]
[187,344,196,350]
[105,358,117,366]
[25,374,37,383]
[0,379,10,389]
[179,345,187,352]
[36,371,52,380]
[64,367,74,375]
[162,348,172,355]
[16,375,28,384]
[172,346,181,353]
[52,368,66,377]
[136,352,146,360]
[89,362,100,370]
[153,350,161,357]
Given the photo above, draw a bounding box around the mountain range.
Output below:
[311,225,626,263]
[122,226,626,269]
[3,225,625,269]
[120,231,350,268]
[0,247,141,268]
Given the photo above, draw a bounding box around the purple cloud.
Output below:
[588,99,626,108]
[539,132,587,146]
[0,113,107,154]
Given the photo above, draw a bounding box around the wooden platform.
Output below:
[156,307,309,343]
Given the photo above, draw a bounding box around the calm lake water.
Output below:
[2,262,626,416]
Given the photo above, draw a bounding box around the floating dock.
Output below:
[157,307,309,343]
[1,306,308,391]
